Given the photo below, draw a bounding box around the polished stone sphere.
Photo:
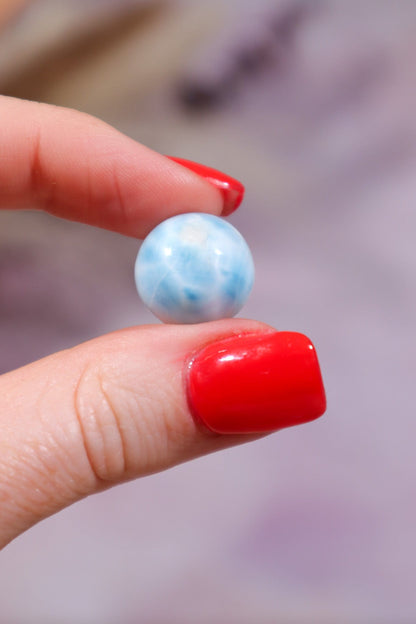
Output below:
[135,213,254,324]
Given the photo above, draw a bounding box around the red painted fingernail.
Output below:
[167,156,245,216]
[187,332,326,434]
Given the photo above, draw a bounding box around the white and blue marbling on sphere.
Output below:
[135,213,255,324]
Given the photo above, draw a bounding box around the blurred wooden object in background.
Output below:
[0,0,220,118]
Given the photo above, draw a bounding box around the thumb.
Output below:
[0,319,325,548]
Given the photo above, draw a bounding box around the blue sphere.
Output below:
[135,213,255,324]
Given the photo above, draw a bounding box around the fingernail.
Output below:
[187,332,326,434]
[167,156,245,216]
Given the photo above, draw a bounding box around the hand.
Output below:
[0,96,326,549]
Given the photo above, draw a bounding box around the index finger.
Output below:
[0,96,239,237]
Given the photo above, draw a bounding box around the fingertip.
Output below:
[166,156,245,216]
[0,97,226,236]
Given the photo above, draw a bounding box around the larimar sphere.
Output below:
[135,213,254,324]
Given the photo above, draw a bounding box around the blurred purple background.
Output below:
[1,1,416,622]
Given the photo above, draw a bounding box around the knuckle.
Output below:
[71,340,191,484]
[28,122,55,211]
[72,355,174,484]
[73,362,128,483]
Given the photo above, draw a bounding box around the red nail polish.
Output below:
[167,156,245,216]
[187,332,326,434]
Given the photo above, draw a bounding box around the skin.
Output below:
[0,95,272,549]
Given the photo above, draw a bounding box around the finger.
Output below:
[0,319,325,547]
[0,96,235,237]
